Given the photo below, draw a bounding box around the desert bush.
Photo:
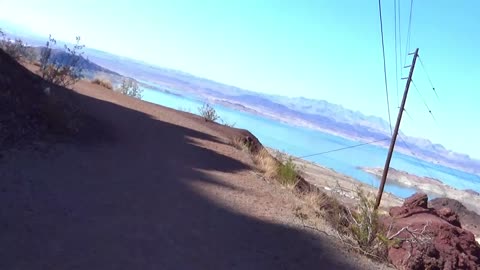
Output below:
[0,31,28,61]
[198,103,219,122]
[116,78,142,99]
[347,189,383,250]
[40,35,85,87]
[251,149,301,188]
[274,151,303,187]
[331,187,389,260]
[91,77,113,90]
[277,157,299,187]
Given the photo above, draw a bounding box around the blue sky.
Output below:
[0,0,479,158]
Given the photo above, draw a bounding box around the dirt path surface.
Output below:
[0,65,391,269]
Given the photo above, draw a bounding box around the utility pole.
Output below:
[375,48,419,209]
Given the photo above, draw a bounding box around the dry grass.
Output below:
[303,186,390,261]
[230,135,391,262]
[252,148,279,179]
[91,77,113,90]
[231,137,301,189]
[231,137,252,153]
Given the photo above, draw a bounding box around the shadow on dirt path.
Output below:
[0,66,363,269]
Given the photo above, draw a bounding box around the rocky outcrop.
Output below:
[430,197,480,240]
[384,193,480,270]
[465,189,480,196]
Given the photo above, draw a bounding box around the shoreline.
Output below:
[361,167,480,215]
[266,148,404,212]
[206,97,480,176]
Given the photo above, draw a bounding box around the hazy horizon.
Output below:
[0,0,479,159]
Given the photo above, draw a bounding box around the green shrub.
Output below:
[277,157,299,187]
[341,188,389,260]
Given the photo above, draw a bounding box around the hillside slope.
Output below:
[0,50,388,269]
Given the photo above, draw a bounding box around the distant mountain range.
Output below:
[3,25,480,175]
[82,50,480,175]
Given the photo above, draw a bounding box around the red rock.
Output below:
[435,207,461,227]
[384,193,480,270]
[403,192,428,209]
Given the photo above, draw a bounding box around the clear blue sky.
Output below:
[1,0,479,158]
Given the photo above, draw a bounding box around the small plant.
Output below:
[116,78,143,99]
[177,106,192,113]
[327,187,389,260]
[91,77,113,90]
[273,151,302,187]
[347,189,382,249]
[220,117,236,128]
[198,103,219,122]
[40,35,86,87]
[277,157,299,187]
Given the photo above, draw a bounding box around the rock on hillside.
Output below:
[384,193,480,270]
[430,197,480,239]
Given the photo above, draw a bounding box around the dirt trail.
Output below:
[0,58,390,269]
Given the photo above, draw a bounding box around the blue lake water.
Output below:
[141,87,480,199]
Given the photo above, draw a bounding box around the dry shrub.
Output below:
[116,78,142,99]
[91,77,113,90]
[231,136,252,153]
[252,148,279,179]
[329,187,389,260]
[231,138,303,189]
[306,189,350,234]
[251,149,301,188]
[198,103,219,122]
[39,35,85,88]
[301,186,389,261]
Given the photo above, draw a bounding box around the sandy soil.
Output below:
[0,71,392,269]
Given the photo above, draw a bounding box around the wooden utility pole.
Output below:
[375,48,419,209]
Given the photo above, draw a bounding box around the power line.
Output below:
[296,138,390,159]
[394,0,400,107]
[418,55,439,99]
[378,0,393,135]
[411,80,437,122]
[402,107,414,121]
[404,0,414,66]
[397,134,437,180]
[398,0,403,78]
